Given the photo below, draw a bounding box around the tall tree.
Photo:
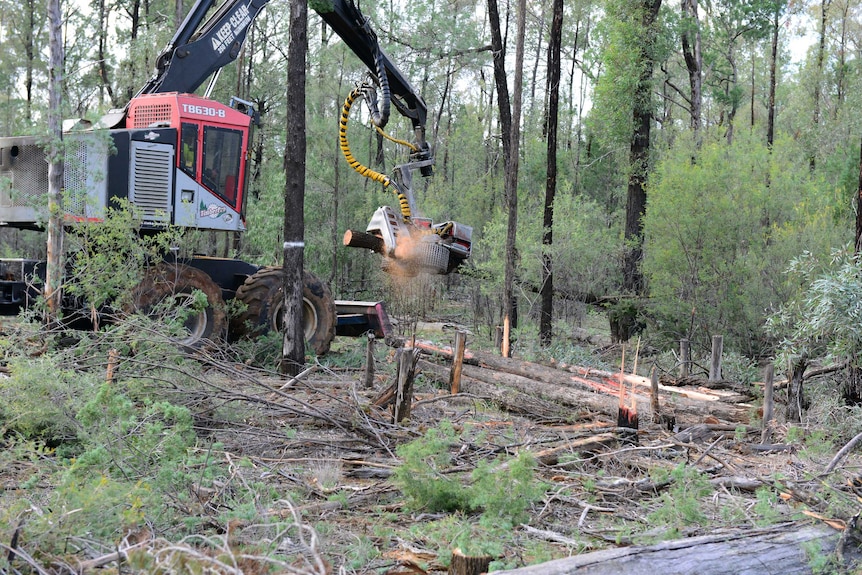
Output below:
[766,4,782,148]
[487,0,512,166]
[486,0,516,353]
[500,0,527,357]
[95,0,115,108]
[281,0,307,376]
[622,0,662,298]
[540,0,563,347]
[45,0,64,321]
[681,0,702,138]
[809,0,832,166]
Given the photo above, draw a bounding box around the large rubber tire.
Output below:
[230,267,337,356]
[127,263,226,349]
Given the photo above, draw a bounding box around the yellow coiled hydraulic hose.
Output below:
[339,85,413,221]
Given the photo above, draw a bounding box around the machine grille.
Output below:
[130,103,172,128]
[63,139,88,215]
[2,144,47,207]
[130,143,172,222]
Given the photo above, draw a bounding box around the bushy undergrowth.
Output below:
[0,321,283,565]
[393,420,546,528]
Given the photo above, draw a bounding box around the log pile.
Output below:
[413,340,752,426]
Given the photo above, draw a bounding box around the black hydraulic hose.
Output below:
[364,51,391,128]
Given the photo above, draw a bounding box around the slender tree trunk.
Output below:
[330,54,345,286]
[175,0,184,30]
[125,0,142,100]
[750,56,755,129]
[97,0,115,107]
[622,0,661,297]
[25,0,36,122]
[725,52,738,145]
[837,2,848,113]
[811,0,831,169]
[766,10,778,148]
[487,0,516,352]
[681,0,702,139]
[45,0,64,322]
[855,136,862,254]
[487,0,512,165]
[529,9,545,124]
[500,0,527,358]
[540,0,563,347]
[281,0,307,376]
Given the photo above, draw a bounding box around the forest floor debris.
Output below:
[2,331,862,574]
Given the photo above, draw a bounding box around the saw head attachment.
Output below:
[342,206,472,276]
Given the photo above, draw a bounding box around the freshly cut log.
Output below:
[417,357,749,424]
[491,524,860,575]
[414,341,732,403]
[417,360,576,421]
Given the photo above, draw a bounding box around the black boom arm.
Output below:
[137,0,428,148]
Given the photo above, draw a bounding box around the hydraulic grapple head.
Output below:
[342,206,472,276]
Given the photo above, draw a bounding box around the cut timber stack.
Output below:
[414,343,750,425]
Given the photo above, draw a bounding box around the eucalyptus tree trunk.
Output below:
[810,0,831,168]
[500,0,527,358]
[621,0,661,298]
[486,0,517,354]
[45,0,64,322]
[766,9,778,148]
[124,0,142,100]
[837,1,848,111]
[813,0,830,129]
[681,0,702,139]
[487,0,512,164]
[24,0,38,122]
[175,0,184,31]
[281,0,307,376]
[97,0,115,107]
[855,136,862,254]
[540,0,563,348]
[529,9,545,124]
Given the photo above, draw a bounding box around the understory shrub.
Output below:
[393,421,545,527]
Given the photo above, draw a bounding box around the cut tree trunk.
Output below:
[449,549,492,575]
[492,524,861,575]
[417,360,575,422]
[416,356,749,424]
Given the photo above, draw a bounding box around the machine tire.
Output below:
[127,263,226,349]
[230,267,337,356]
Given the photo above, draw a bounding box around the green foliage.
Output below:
[0,353,100,445]
[767,251,862,368]
[394,421,471,512]
[65,199,183,313]
[646,464,714,538]
[471,451,544,528]
[393,421,546,527]
[644,132,845,355]
[751,486,781,527]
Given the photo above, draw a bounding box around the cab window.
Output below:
[202,126,242,206]
[180,123,198,177]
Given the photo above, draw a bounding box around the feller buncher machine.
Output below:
[0,0,472,353]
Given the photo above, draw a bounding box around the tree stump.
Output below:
[393,348,421,423]
[449,548,492,575]
[363,333,375,389]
